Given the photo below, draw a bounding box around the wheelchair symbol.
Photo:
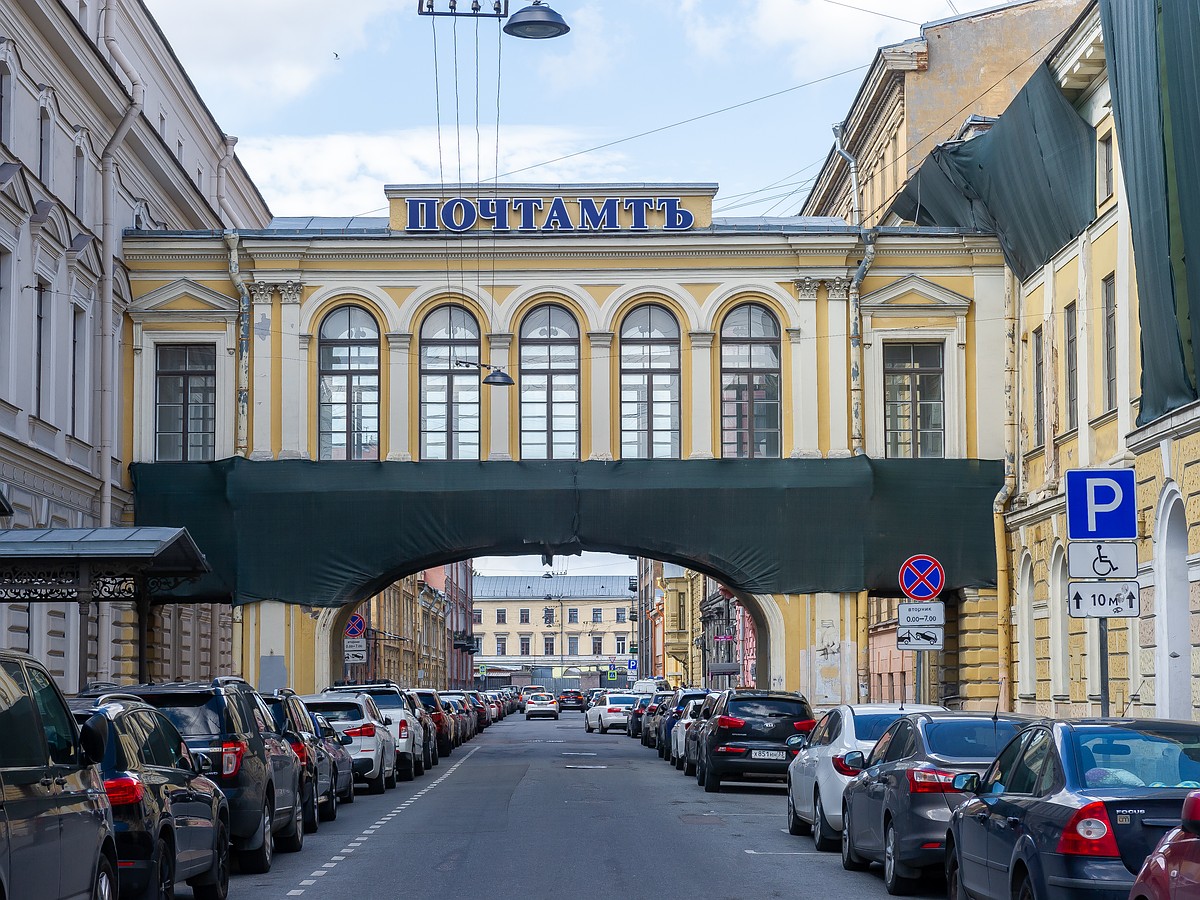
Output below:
[1092,544,1117,577]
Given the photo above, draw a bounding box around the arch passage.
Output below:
[131,456,1002,608]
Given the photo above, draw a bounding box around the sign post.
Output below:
[344,615,368,669]
[1065,468,1138,717]
[899,555,945,704]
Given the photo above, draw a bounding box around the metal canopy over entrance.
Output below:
[130,456,1002,609]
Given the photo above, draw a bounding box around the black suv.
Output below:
[697,689,815,793]
[0,649,117,900]
[558,690,586,711]
[113,677,305,872]
[263,689,325,834]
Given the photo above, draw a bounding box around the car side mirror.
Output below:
[78,714,108,765]
[340,733,353,745]
[843,751,866,771]
[193,751,214,774]
[952,772,980,794]
[785,733,807,750]
[383,716,393,726]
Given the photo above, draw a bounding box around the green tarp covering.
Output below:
[890,63,1096,281]
[1100,0,1200,424]
[130,457,1003,607]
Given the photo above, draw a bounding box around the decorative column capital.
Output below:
[299,333,312,351]
[785,327,804,345]
[825,277,850,301]
[689,330,715,349]
[385,331,413,352]
[487,332,513,352]
[280,280,304,305]
[587,331,614,350]
[248,281,273,305]
[794,276,820,301]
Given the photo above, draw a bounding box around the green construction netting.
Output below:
[130,457,1002,607]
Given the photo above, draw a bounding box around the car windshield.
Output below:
[139,693,225,738]
[607,695,636,705]
[305,701,364,723]
[853,713,906,742]
[1072,724,1200,789]
[728,698,809,719]
[924,720,1022,759]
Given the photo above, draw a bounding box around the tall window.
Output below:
[155,345,216,461]
[34,282,48,419]
[544,636,555,656]
[496,609,507,624]
[471,609,482,625]
[616,635,627,654]
[0,66,8,144]
[74,147,87,218]
[616,608,626,623]
[1102,274,1117,411]
[1064,303,1078,431]
[567,608,578,624]
[1099,132,1114,201]
[884,343,944,458]
[39,108,51,184]
[519,608,530,624]
[71,307,85,436]
[519,636,531,656]
[620,304,681,459]
[592,607,603,623]
[720,303,781,459]
[1032,327,1045,447]
[420,304,481,460]
[318,306,380,460]
[591,635,604,655]
[496,636,507,655]
[519,304,580,459]
[568,636,579,656]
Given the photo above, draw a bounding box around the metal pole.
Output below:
[77,563,92,693]
[914,650,923,704]
[1099,618,1110,717]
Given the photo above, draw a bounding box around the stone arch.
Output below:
[1016,552,1035,700]
[500,282,599,334]
[400,283,500,334]
[301,285,400,335]
[1154,481,1191,719]
[602,283,700,333]
[701,281,798,332]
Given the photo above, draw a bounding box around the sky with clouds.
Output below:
[143,0,1003,575]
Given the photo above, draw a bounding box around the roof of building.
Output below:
[474,574,634,600]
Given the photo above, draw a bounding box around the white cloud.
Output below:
[534,6,626,93]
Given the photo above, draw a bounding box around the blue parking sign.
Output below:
[1066,469,1136,540]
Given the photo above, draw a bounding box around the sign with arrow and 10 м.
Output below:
[1068,581,1140,618]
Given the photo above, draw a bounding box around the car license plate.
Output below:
[750,750,786,760]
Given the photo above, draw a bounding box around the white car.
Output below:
[786,702,944,849]
[518,685,548,712]
[584,693,638,734]
[669,698,704,768]
[323,683,424,780]
[303,693,399,794]
[525,693,559,720]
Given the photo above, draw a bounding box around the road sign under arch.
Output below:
[899,555,945,601]
[345,613,366,638]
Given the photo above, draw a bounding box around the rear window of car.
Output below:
[924,720,1021,759]
[138,693,226,738]
[852,713,906,742]
[365,692,406,708]
[305,701,364,723]
[728,697,810,719]
[261,697,289,733]
[530,694,553,701]
[1072,724,1200,789]
[607,695,637,705]
[414,691,441,712]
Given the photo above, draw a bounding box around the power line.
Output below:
[821,0,921,26]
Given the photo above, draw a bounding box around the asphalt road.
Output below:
[181,714,946,900]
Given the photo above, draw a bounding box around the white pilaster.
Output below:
[688,331,715,459]
[249,282,274,460]
[278,281,307,459]
[487,332,513,460]
[1041,262,1056,483]
[1076,235,1092,466]
[826,277,851,457]
[587,331,614,460]
[385,332,413,461]
[790,276,820,457]
[1115,162,1133,447]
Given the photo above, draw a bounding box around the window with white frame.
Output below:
[495,635,507,655]
[591,635,603,655]
[519,303,580,460]
[567,608,578,624]
[884,343,944,458]
[318,306,380,460]
[619,304,681,459]
[591,607,602,623]
[616,635,627,654]
[1064,302,1078,431]
[720,303,781,459]
[1102,274,1117,412]
[471,608,482,625]
[34,282,49,419]
[155,345,216,461]
[519,608,530,624]
[71,306,86,437]
[496,608,506,624]
[39,107,52,185]
[519,636,531,656]
[568,636,579,655]
[420,304,481,460]
[544,635,555,656]
[1032,328,1045,447]
[616,608,626,623]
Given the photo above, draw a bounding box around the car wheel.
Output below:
[696,759,706,786]
[585,716,594,733]
[189,818,230,900]
[841,805,868,871]
[276,794,305,853]
[684,755,696,777]
[238,803,274,874]
[368,760,386,794]
[787,787,811,836]
[883,820,915,895]
[946,844,968,900]
[302,781,319,834]
[139,834,174,900]
[414,750,425,777]
[385,759,398,789]
[813,793,838,851]
[600,721,609,734]
[703,765,721,793]
[401,755,416,782]
[341,777,356,804]
[319,773,339,822]
[93,854,117,900]
[1013,873,1036,900]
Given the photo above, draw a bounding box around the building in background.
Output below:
[659,564,707,687]
[424,561,474,689]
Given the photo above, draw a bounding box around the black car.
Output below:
[263,689,325,834]
[403,689,439,770]
[658,689,710,760]
[414,689,455,756]
[70,695,231,900]
[696,689,815,793]
[0,649,117,900]
[683,692,723,776]
[110,677,305,873]
[558,690,586,711]
[947,717,1200,900]
[839,711,1028,893]
[640,691,675,748]
[627,696,652,737]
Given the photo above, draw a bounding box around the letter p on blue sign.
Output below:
[1066,468,1137,540]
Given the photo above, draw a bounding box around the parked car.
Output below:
[325,681,422,780]
[586,688,605,709]
[263,689,325,833]
[631,678,672,694]
[658,689,711,759]
[946,717,1200,900]
[302,692,397,795]
[518,685,547,712]
[414,689,455,756]
[70,694,230,900]
[442,691,486,732]
[682,692,723,776]
[558,689,586,711]
[526,693,560,720]
[1130,788,1200,900]
[114,676,304,872]
[627,696,652,738]
[839,711,1028,892]
[786,702,943,850]
[696,689,815,793]
[670,699,705,769]
[0,649,118,900]
[403,689,439,770]
[311,712,356,815]
[585,693,639,733]
[639,691,676,748]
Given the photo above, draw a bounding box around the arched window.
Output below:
[1016,555,1035,702]
[420,304,481,460]
[619,304,680,459]
[720,302,781,458]
[318,306,380,460]
[519,304,580,459]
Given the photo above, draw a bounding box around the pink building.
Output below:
[735,603,757,687]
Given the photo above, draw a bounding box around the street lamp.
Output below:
[417,0,570,39]
[453,358,515,386]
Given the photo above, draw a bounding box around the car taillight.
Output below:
[906,767,958,793]
[1057,802,1120,857]
[793,719,816,733]
[398,721,409,739]
[647,705,658,714]
[346,722,376,738]
[832,755,862,777]
[716,715,746,729]
[607,707,622,713]
[713,745,748,754]
[103,774,145,806]
[431,711,446,727]
[289,740,308,766]
[683,721,693,730]
[221,740,247,776]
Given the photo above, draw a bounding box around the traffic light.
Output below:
[543,606,554,625]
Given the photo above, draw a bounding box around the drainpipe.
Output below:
[223,231,251,457]
[98,0,144,525]
[832,124,862,229]
[994,270,1018,711]
[215,134,242,228]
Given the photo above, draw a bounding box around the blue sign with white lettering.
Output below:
[405,195,696,233]
[628,659,637,672]
[1066,468,1137,540]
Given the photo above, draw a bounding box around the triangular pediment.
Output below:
[860,274,972,314]
[67,233,101,278]
[0,162,33,218]
[129,278,238,315]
